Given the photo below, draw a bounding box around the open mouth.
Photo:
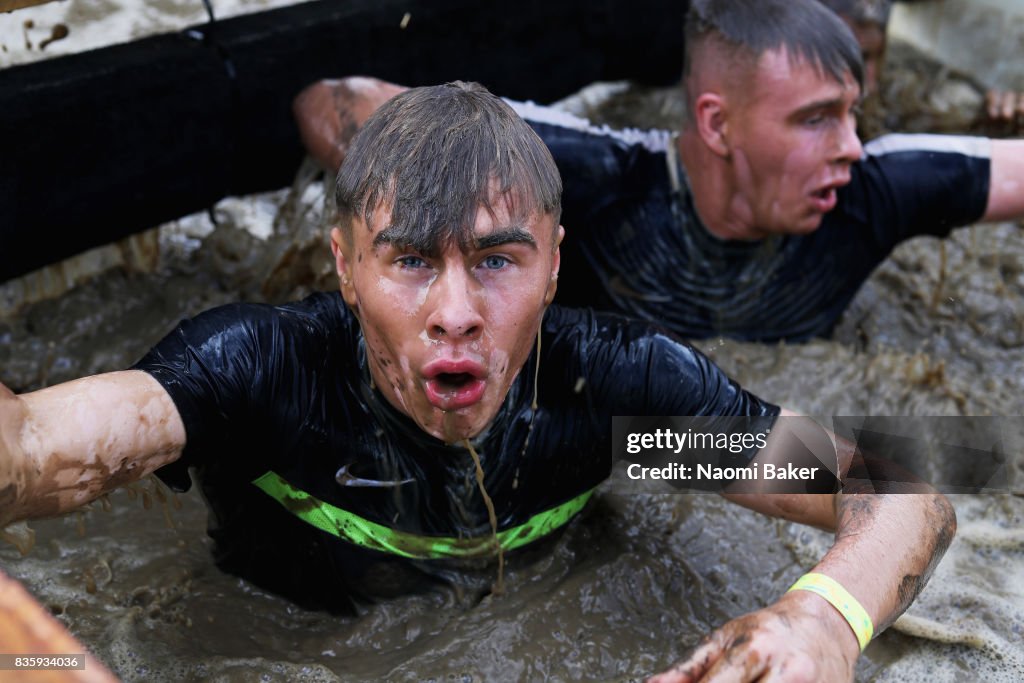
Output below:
[421,359,488,411]
[433,372,476,391]
[810,186,838,212]
[424,374,486,411]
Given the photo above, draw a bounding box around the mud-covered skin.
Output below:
[0,382,31,527]
[0,372,184,528]
[330,202,560,444]
[872,495,956,633]
[648,489,956,682]
[648,423,957,682]
[293,77,408,173]
[835,446,957,635]
[649,590,858,682]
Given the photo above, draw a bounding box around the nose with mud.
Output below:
[425,268,484,342]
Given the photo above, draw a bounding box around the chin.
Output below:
[787,214,826,235]
[420,406,492,445]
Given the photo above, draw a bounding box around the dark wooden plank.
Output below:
[0,0,685,282]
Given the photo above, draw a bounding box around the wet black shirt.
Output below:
[511,102,992,341]
[134,294,777,609]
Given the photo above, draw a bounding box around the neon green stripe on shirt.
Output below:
[252,470,593,560]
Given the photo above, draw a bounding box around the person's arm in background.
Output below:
[982,138,1024,222]
[293,77,407,174]
[649,411,956,683]
[0,372,184,528]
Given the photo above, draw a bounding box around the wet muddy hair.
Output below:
[683,0,864,122]
[335,81,562,255]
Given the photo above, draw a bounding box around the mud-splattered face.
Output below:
[726,48,863,236]
[331,199,561,443]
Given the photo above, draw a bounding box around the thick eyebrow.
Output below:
[370,225,538,252]
[790,92,863,120]
[475,227,537,250]
[372,225,407,250]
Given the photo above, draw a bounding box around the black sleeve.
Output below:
[131,303,279,490]
[508,102,636,213]
[849,134,991,252]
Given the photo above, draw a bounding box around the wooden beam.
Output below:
[0,0,685,282]
[0,0,62,13]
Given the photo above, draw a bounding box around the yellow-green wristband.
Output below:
[788,572,874,651]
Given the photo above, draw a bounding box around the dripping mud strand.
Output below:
[457,328,543,593]
[0,474,183,557]
[463,438,504,595]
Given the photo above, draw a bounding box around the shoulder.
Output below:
[506,98,674,152]
[273,291,355,336]
[855,133,991,186]
[541,305,704,370]
[131,292,357,488]
[505,99,674,185]
[139,291,356,370]
[862,133,991,162]
[540,306,778,417]
[206,291,351,337]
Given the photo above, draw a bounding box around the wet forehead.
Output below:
[750,48,859,111]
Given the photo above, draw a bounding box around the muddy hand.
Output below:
[0,382,30,528]
[985,89,1024,130]
[293,76,408,173]
[647,591,858,682]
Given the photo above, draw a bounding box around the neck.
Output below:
[677,131,764,242]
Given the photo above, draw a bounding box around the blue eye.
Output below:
[481,255,510,270]
[397,255,427,269]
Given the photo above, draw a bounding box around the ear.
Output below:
[693,92,730,158]
[544,225,564,306]
[330,227,359,309]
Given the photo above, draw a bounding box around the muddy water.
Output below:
[2,8,1024,683]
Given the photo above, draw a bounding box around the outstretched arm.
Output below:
[0,371,185,527]
[649,412,956,683]
[982,138,1024,222]
[293,77,407,174]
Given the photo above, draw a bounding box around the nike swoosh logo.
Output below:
[335,464,415,488]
